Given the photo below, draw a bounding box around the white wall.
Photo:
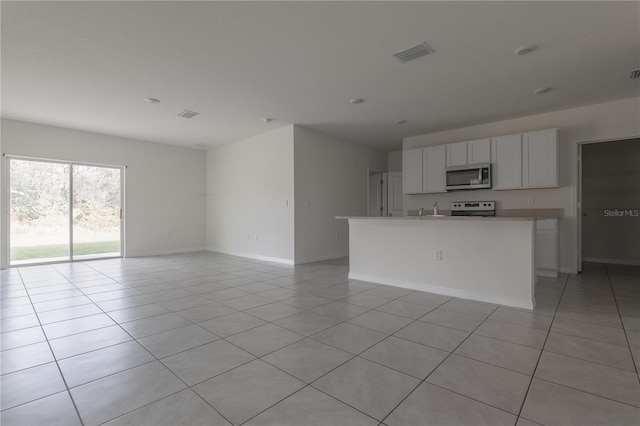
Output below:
[582,138,640,265]
[206,126,295,263]
[387,150,402,172]
[293,126,386,263]
[403,97,640,273]
[0,119,207,267]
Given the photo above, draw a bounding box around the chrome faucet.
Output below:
[418,208,425,217]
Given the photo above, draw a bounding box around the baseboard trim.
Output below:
[582,257,640,266]
[348,272,534,310]
[207,248,295,265]
[293,252,349,265]
[537,268,558,278]
[125,247,207,258]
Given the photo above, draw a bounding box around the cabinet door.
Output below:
[491,134,522,190]
[446,142,468,167]
[423,145,446,193]
[536,219,558,274]
[523,129,558,188]
[467,138,491,165]
[403,148,424,194]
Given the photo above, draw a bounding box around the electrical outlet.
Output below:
[283,200,288,207]
[434,249,443,261]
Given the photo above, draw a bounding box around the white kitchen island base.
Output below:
[342,217,536,310]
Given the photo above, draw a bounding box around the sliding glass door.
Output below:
[9,159,71,263]
[8,157,123,265]
[72,165,122,260]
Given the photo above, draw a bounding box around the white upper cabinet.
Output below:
[423,145,446,193]
[404,128,557,194]
[446,138,490,167]
[523,129,558,188]
[491,129,558,190]
[446,142,468,167]
[491,133,523,190]
[403,148,424,194]
[467,138,491,165]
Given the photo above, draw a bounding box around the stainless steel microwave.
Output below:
[446,163,491,191]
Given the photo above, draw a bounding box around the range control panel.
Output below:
[451,201,496,211]
[451,201,496,216]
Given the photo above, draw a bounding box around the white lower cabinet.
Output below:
[536,219,558,277]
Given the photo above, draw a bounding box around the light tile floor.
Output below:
[1,253,639,425]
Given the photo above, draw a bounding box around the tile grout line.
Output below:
[532,376,640,410]
[378,302,509,425]
[5,257,637,425]
[6,266,86,426]
[186,278,441,424]
[73,261,238,426]
[514,273,569,422]
[604,264,640,378]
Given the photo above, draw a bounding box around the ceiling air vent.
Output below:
[393,42,434,63]
[628,68,640,79]
[177,110,200,119]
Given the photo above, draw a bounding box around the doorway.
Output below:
[579,138,640,268]
[8,157,124,265]
[368,169,403,217]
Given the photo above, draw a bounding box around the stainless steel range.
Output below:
[451,201,496,217]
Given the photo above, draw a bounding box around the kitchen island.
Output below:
[337,216,543,310]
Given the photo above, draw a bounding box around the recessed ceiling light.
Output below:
[515,45,537,56]
[144,97,160,104]
[350,98,364,104]
[395,120,408,125]
[534,87,552,95]
[263,118,273,123]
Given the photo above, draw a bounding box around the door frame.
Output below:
[366,167,386,217]
[576,136,639,272]
[5,155,125,266]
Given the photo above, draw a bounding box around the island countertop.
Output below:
[336,215,558,221]
[338,208,562,221]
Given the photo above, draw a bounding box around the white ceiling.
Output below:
[2,1,639,152]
